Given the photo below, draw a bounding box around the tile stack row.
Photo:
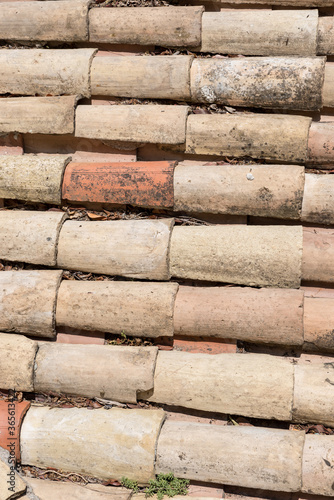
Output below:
[1,333,333,426]
[1,211,334,287]
[2,97,334,163]
[1,269,333,352]
[1,156,333,224]
[2,49,334,112]
[0,399,333,497]
[2,1,334,57]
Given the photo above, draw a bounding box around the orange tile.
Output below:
[62,161,176,208]
[0,399,30,461]
[173,336,237,354]
[57,329,105,345]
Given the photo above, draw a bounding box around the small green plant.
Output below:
[145,473,189,500]
[121,477,139,493]
[109,331,128,345]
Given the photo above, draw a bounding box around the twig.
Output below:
[38,470,89,484]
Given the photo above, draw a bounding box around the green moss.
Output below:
[145,473,189,500]
[121,477,139,493]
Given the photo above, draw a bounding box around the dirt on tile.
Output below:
[92,0,179,7]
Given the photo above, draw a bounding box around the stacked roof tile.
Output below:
[2,270,334,351]
[0,1,333,500]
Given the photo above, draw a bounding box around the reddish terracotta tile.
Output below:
[23,134,136,163]
[96,50,142,57]
[156,345,174,351]
[57,328,105,345]
[320,112,334,122]
[297,353,334,364]
[62,161,176,208]
[0,133,23,156]
[188,484,224,498]
[166,410,227,426]
[302,226,334,284]
[90,98,119,105]
[301,286,334,298]
[0,400,30,461]
[307,121,334,164]
[173,336,237,354]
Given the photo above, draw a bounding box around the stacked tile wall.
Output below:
[0,1,333,499]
